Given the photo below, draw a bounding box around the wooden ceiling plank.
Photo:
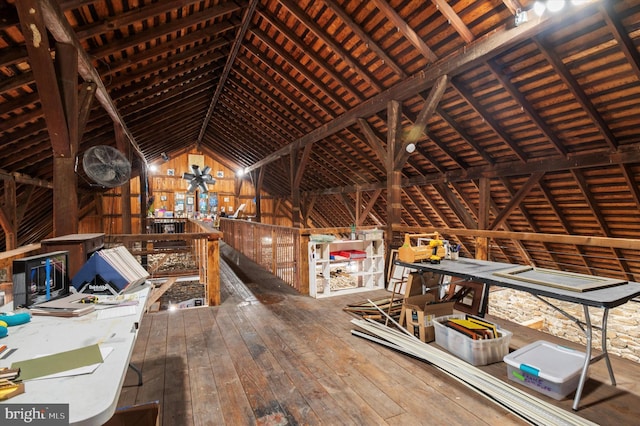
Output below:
[488,171,544,230]
[431,0,474,43]
[73,0,241,40]
[534,36,618,151]
[197,0,259,147]
[358,188,382,226]
[600,1,640,83]
[497,178,556,267]
[232,65,319,132]
[571,168,629,274]
[84,8,240,63]
[103,35,229,79]
[370,0,438,62]
[487,59,568,157]
[342,129,386,176]
[537,175,594,273]
[356,118,387,167]
[323,0,406,78]
[436,106,495,165]
[620,164,640,209]
[238,47,335,122]
[256,6,364,103]
[278,0,382,92]
[250,27,349,111]
[412,186,451,227]
[451,79,528,163]
[245,8,552,173]
[432,182,476,230]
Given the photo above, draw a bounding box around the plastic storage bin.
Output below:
[433,314,512,366]
[503,340,586,400]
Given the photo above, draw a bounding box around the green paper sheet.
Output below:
[11,344,104,381]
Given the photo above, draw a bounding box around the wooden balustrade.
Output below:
[106,221,222,305]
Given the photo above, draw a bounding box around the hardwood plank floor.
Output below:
[117,245,640,425]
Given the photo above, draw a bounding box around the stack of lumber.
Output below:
[343,296,403,321]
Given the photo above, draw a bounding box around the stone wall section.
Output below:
[488,288,640,363]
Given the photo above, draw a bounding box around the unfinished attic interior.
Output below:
[2,0,640,424]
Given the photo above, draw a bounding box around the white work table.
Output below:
[0,285,150,425]
[396,258,640,410]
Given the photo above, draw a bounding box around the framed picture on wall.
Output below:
[167,169,175,176]
[216,170,224,178]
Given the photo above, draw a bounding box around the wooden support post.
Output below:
[0,177,18,250]
[115,124,132,234]
[298,233,310,295]
[476,177,491,260]
[386,100,403,256]
[206,237,220,306]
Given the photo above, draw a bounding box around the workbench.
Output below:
[0,284,150,425]
[395,257,640,410]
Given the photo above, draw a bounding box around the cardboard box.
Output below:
[404,294,455,342]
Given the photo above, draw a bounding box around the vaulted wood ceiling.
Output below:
[2,0,640,280]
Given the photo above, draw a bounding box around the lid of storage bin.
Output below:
[503,340,585,383]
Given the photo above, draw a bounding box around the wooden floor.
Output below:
[117,245,640,425]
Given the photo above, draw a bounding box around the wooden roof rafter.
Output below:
[255,4,364,104]
[570,168,630,275]
[533,36,618,152]
[196,0,258,148]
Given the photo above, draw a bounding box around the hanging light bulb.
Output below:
[533,1,546,16]
[547,0,566,13]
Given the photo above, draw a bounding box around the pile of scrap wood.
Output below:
[343,296,403,322]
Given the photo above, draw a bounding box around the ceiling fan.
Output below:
[182,164,216,193]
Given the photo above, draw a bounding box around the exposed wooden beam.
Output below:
[197,0,259,147]
[431,0,474,43]
[324,0,406,78]
[534,36,618,151]
[489,171,544,230]
[393,225,640,252]
[279,0,382,92]
[357,189,382,226]
[487,59,567,157]
[0,176,17,250]
[15,0,71,157]
[397,74,449,169]
[306,142,640,196]
[600,1,640,83]
[245,7,553,174]
[37,0,145,161]
[451,79,528,162]
[371,0,438,62]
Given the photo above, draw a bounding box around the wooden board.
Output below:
[493,265,627,292]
